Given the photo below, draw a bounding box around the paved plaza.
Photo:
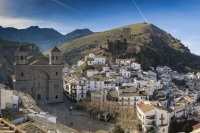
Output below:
[38,94,114,132]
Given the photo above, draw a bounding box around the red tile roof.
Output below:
[193,123,200,130]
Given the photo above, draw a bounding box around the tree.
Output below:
[117,106,140,131]
[112,124,124,133]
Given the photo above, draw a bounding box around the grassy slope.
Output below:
[44,23,153,63]
[44,23,200,72]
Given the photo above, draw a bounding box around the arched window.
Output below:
[20,55,23,60]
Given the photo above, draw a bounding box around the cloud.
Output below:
[0,16,74,34]
[0,16,35,28]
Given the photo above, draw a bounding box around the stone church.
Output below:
[12,46,64,103]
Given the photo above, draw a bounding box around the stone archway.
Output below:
[37,94,41,100]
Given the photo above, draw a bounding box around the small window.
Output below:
[56,72,58,75]
[162,128,165,132]
[20,55,23,60]
[55,95,58,99]
[81,95,83,98]
[56,56,58,60]
[21,73,23,76]
[52,56,54,60]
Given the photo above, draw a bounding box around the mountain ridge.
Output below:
[0,26,94,51]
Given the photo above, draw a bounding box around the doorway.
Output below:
[37,94,41,100]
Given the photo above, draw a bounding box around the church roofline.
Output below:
[15,45,27,52]
[50,46,61,52]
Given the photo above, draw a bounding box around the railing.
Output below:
[159,124,168,127]
[159,117,165,120]
[79,88,86,90]
[146,116,155,120]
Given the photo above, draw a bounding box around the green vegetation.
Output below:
[43,22,200,72]
[72,62,95,76]
[3,118,10,122]
[172,79,186,87]
[112,125,124,133]
[44,23,155,64]
[169,120,198,133]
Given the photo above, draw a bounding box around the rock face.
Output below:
[0,38,45,87]
[0,26,94,51]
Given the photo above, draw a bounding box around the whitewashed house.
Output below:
[85,53,106,66]
[131,62,141,70]
[104,81,116,90]
[91,89,108,103]
[87,76,106,91]
[87,70,99,77]
[101,65,110,73]
[120,68,131,79]
[137,102,169,133]
[64,78,87,101]
[116,86,149,106]
[116,58,135,67]
[1,88,19,109]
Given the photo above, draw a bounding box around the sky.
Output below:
[0,0,200,54]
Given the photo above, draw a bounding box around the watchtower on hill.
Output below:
[123,28,132,40]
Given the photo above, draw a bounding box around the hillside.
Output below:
[45,23,200,72]
[0,26,94,52]
[0,38,47,87]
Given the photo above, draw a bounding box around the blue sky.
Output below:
[0,0,200,54]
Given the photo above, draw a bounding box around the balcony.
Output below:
[146,116,155,121]
[79,88,86,90]
[159,124,168,127]
[79,83,86,86]
[159,117,165,120]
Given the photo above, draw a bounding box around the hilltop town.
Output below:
[0,27,200,133]
[62,28,200,133]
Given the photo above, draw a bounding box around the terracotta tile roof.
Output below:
[137,103,155,113]
[193,123,200,130]
[21,123,46,133]
[0,118,25,133]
